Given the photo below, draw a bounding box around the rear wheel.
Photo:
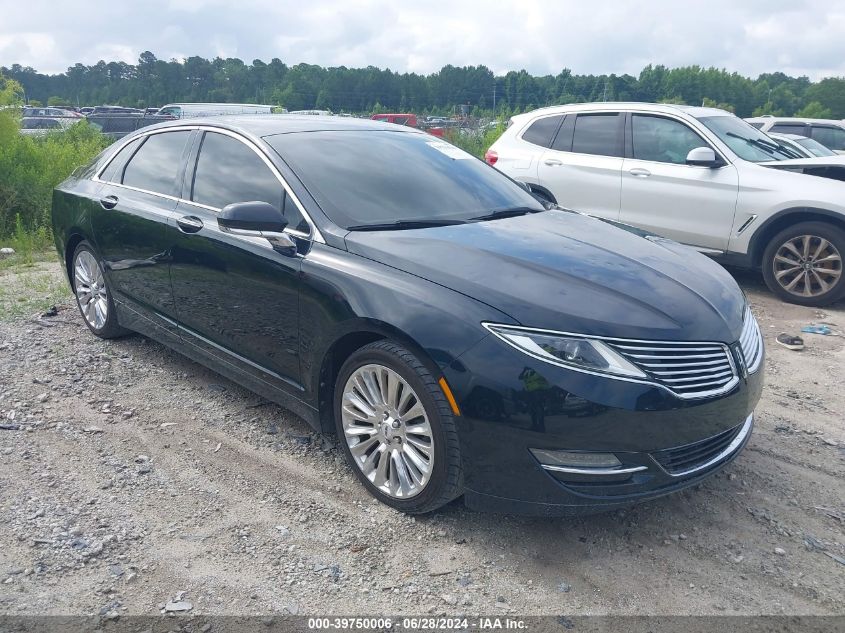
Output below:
[762,222,845,307]
[334,340,463,514]
[71,242,128,338]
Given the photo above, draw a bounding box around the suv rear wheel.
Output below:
[762,221,845,306]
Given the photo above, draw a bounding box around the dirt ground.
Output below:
[0,259,843,617]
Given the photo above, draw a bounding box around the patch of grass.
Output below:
[0,257,70,320]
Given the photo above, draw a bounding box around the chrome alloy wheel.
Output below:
[74,250,109,330]
[773,234,842,298]
[341,364,434,499]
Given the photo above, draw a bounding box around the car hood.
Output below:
[345,210,746,343]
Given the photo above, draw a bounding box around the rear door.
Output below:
[537,112,624,219]
[168,130,309,389]
[620,113,739,251]
[92,129,193,334]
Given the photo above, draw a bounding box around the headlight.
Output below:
[483,323,647,379]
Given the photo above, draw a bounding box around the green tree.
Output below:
[0,71,23,105]
[794,101,833,118]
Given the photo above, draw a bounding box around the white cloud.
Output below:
[1,0,844,79]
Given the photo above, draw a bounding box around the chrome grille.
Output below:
[739,308,763,373]
[609,339,737,399]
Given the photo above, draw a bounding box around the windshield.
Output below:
[266,130,544,229]
[698,115,802,162]
[796,136,837,157]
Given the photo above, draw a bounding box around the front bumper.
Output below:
[443,333,764,516]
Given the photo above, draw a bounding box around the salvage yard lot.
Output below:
[0,260,843,616]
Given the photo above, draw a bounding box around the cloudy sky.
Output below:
[2,0,844,79]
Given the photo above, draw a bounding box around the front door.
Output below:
[620,113,739,251]
[168,130,309,389]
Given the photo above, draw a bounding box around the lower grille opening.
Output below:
[652,423,744,475]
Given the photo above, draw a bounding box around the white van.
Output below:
[156,103,275,118]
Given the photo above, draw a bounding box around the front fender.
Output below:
[298,243,515,405]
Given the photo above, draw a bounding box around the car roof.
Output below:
[510,102,732,121]
[137,114,422,138]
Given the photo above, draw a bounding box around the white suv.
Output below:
[745,116,845,154]
[486,103,845,306]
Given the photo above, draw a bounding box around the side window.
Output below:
[521,115,563,148]
[122,131,191,195]
[571,113,622,157]
[770,123,807,135]
[100,137,143,183]
[191,132,310,233]
[747,122,765,129]
[632,115,709,165]
[810,126,845,151]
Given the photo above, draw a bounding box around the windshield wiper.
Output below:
[725,132,800,159]
[346,219,467,231]
[468,206,545,222]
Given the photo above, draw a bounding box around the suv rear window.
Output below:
[521,115,563,148]
[571,113,622,157]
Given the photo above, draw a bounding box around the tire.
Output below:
[761,221,845,307]
[334,340,463,514]
[70,241,129,339]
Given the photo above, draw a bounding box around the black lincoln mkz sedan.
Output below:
[52,116,764,515]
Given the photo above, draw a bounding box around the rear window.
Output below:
[571,113,622,157]
[122,131,191,195]
[521,115,563,148]
[100,138,143,183]
[266,130,543,229]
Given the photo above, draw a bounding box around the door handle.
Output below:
[176,215,204,233]
[99,195,118,210]
[544,158,563,166]
[628,167,651,177]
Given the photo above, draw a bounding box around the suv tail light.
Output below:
[484,149,498,165]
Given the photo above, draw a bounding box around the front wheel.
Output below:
[334,340,463,514]
[762,222,845,307]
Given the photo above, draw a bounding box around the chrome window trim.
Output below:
[654,413,753,478]
[482,322,741,400]
[92,125,324,243]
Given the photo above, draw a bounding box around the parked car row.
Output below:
[487,103,845,307]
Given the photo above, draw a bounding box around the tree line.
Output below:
[4,52,845,118]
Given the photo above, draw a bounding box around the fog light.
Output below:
[530,449,622,469]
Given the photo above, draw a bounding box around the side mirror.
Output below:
[218,201,288,232]
[218,201,296,256]
[686,147,720,167]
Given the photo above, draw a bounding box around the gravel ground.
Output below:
[0,260,843,617]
